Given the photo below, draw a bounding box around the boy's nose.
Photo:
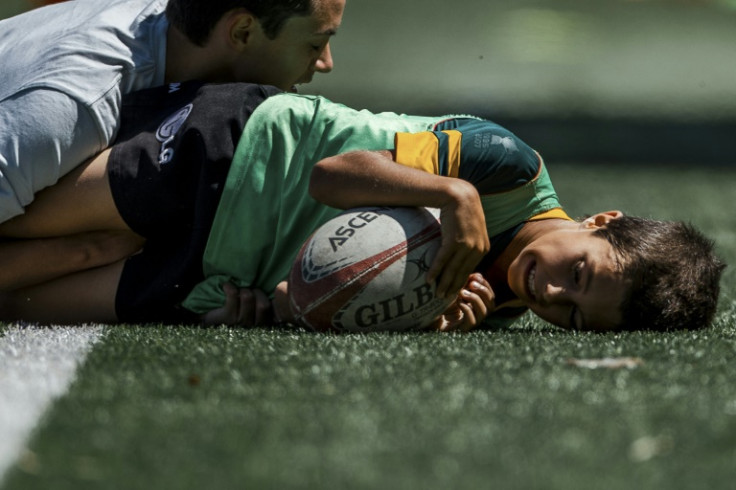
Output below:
[315,43,334,73]
[543,283,568,304]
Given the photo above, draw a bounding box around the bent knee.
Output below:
[71,231,144,269]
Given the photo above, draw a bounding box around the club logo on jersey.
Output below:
[156,103,193,165]
[492,135,519,153]
[474,133,519,153]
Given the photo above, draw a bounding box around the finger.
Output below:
[468,272,492,292]
[438,314,460,332]
[438,300,464,332]
[430,314,448,331]
[460,288,488,323]
[222,281,238,298]
[439,300,475,333]
[435,252,477,298]
[427,243,453,286]
[221,282,241,325]
[457,301,476,332]
[467,280,495,312]
[236,288,256,326]
[432,253,461,298]
[272,281,291,323]
[251,289,273,326]
[466,272,486,286]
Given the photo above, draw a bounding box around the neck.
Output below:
[165,25,232,83]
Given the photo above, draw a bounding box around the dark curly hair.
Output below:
[594,216,725,331]
[166,0,314,46]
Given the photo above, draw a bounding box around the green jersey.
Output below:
[182,94,449,313]
[183,93,566,326]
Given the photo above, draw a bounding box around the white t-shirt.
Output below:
[0,0,169,222]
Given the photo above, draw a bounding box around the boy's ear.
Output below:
[583,210,624,229]
[225,10,258,50]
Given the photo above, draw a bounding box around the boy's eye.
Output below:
[569,260,585,329]
[573,260,584,284]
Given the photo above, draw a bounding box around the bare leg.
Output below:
[0,260,125,324]
[0,148,129,237]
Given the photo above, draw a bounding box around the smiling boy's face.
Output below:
[507,212,629,331]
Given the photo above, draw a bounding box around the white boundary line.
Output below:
[0,325,105,480]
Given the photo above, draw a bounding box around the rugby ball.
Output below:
[288,206,453,332]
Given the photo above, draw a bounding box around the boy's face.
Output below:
[235,0,345,90]
[507,212,628,331]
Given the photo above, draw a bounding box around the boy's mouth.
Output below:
[526,262,537,302]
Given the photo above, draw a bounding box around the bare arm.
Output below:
[310,150,490,298]
[0,231,143,291]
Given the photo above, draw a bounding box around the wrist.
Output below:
[439,178,480,211]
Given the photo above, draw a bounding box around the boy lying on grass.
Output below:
[0,82,725,332]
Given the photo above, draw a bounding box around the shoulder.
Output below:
[0,0,168,103]
[436,118,542,193]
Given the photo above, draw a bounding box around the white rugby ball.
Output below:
[288,206,453,332]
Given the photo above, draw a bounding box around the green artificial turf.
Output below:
[2,163,736,490]
[3,322,736,490]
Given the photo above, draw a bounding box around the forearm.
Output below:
[0,231,143,291]
[310,149,489,298]
[310,150,480,211]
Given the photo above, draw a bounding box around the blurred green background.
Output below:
[307,0,736,120]
[0,0,35,17]
[3,0,735,163]
[302,0,736,164]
